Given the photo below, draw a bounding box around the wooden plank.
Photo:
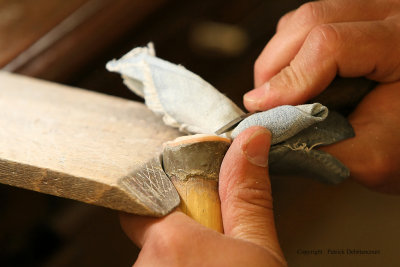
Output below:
[0,71,182,215]
[1,0,167,82]
[0,0,89,67]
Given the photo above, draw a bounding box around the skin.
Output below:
[121,127,287,266]
[244,0,400,194]
[121,0,400,265]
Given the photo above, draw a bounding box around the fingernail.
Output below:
[242,128,270,167]
[243,83,270,108]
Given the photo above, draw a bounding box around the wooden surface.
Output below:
[172,179,223,232]
[163,136,231,232]
[1,1,397,266]
[0,0,167,82]
[0,0,88,67]
[0,71,182,215]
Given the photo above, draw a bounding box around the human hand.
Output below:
[320,81,400,193]
[120,127,286,266]
[244,0,400,111]
[243,0,400,193]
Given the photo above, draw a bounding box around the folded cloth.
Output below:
[268,112,354,183]
[230,103,328,145]
[106,43,244,135]
[107,43,354,184]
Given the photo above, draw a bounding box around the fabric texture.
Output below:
[230,103,328,145]
[106,43,244,135]
[107,43,354,184]
[268,112,354,183]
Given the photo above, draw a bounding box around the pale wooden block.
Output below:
[0,71,182,215]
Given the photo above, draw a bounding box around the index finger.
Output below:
[245,19,400,112]
[254,0,397,87]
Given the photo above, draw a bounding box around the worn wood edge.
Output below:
[0,71,182,216]
[118,155,180,216]
[0,158,160,215]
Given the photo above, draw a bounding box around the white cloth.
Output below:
[107,44,328,141]
[107,43,353,184]
[106,43,244,135]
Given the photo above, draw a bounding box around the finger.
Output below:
[120,212,219,266]
[119,211,203,249]
[120,211,286,266]
[119,212,155,248]
[320,81,400,194]
[275,10,295,33]
[219,126,283,260]
[254,0,398,87]
[120,212,214,265]
[245,20,400,111]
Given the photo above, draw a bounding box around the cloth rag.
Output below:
[107,43,354,184]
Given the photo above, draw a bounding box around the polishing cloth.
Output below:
[107,43,354,184]
[106,43,244,134]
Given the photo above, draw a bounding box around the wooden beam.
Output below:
[0,71,182,216]
[0,0,88,68]
[0,0,167,82]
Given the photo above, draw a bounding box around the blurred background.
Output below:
[1,0,399,266]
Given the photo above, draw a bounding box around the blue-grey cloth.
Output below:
[268,111,354,183]
[230,103,328,145]
[107,43,354,184]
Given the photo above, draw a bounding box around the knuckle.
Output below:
[363,151,396,189]
[366,61,400,82]
[275,66,300,88]
[149,226,186,263]
[373,22,400,81]
[307,24,340,54]
[294,2,324,28]
[230,178,273,212]
[276,11,293,31]
[272,64,310,97]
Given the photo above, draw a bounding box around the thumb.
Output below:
[219,126,284,260]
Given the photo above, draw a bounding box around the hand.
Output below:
[243,0,400,193]
[321,81,400,193]
[120,127,287,266]
[244,0,400,111]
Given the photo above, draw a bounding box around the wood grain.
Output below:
[163,135,231,232]
[0,71,182,216]
[1,0,167,82]
[0,0,89,67]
